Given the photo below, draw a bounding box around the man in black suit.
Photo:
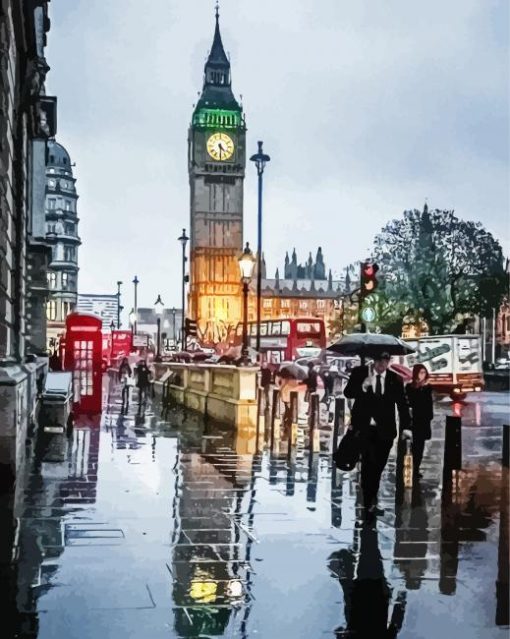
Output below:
[344,352,412,518]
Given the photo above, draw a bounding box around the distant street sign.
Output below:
[361,307,376,323]
[133,335,148,347]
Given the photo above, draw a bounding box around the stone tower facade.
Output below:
[188,9,246,343]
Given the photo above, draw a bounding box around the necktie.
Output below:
[375,374,382,397]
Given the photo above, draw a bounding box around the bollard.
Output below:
[496,425,509,626]
[309,392,320,453]
[290,391,299,448]
[270,388,280,451]
[256,385,263,451]
[443,415,462,483]
[332,397,344,453]
[503,424,509,469]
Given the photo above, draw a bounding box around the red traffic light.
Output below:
[360,261,379,296]
[363,265,374,277]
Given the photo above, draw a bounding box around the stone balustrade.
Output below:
[153,363,259,428]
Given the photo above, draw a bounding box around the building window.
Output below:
[48,198,56,209]
[62,272,69,290]
[299,300,308,310]
[65,201,71,211]
[49,155,55,163]
[65,223,74,235]
[47,272,56,289]
[317,299,326,309]
[48,168,55,174]
[64,247,75,262]
[48,179,56,187]
[263,299,272,309]
[46,300,57,321]
[281,299,290,309]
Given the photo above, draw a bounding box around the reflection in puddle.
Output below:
[0,382,508,637]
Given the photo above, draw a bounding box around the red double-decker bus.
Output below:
[231,318,326,364]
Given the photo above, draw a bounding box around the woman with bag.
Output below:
[405,364,433,479]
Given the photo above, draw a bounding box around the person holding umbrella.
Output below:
[344,351,412,520]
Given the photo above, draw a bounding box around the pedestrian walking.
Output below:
[260,361,272,409]
[305,362,318,412]
[344,352,412,519]
[277,376,295,435]
[405,364,433,479]
[121,372,134,413]
[321,367,335,404]
[118,357,132,382]
[135,360,152,412]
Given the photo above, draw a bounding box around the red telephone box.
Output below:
[64,312,103,414]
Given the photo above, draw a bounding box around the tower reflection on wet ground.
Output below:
[0,381,508,638]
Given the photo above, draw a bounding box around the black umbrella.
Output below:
[278,362,308,380]
[327,333,415,358]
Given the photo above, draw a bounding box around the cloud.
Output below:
[46,0,509,312]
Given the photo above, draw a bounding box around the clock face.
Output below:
[206,132,235,161]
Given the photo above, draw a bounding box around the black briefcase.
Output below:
[333,429,361,471]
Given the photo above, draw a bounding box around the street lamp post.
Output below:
[250,141,270,354]
[238,243,256,366]
[132,275,139,335]
[178,229,189,350]
[154,294,164,363]
[109,320,115,360]
[171,307,176,346]
[129,307,136,349]
[116,281,122,328]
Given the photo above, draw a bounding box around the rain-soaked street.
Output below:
[1,377,508,638]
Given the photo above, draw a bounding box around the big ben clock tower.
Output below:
[188,7,246,343]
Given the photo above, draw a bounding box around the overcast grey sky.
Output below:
[46,0,509,313]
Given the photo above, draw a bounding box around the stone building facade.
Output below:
[45,139,80,345]
[256,249,358,338]
[0,0,56,487]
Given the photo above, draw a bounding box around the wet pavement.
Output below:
[1,379,509,638]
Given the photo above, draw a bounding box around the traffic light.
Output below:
[360,261,379,297]
[185,318,198,337]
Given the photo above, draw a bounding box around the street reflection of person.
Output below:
[405,364,433,479]
[328,526,406,637]
[394,483,429,590]
[344,353,411,519]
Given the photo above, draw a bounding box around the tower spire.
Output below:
[194,6,240,112]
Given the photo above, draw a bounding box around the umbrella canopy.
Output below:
[278,362,308,380]
[223,345,258,361]
[327,333,415,358]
